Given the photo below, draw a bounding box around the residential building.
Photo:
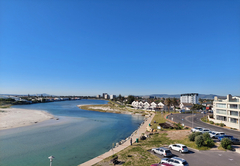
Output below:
[180,103,193,111]
[180,93,198,104]
[110,95,116,100]
[104,94,109,99]
[210,94,240,130]
[96,95,101,98]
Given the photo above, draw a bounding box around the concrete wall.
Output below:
[208,116,240,130]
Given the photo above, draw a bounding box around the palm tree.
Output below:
[172,97,179,113]
[164,98,172,113]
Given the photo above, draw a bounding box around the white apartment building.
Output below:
[180,93,198,104]
[110,95,116,100]
[210,94,240,130]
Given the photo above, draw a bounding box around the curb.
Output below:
[165,113,192,129]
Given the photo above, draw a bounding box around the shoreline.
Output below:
[0,108,55,130]
[77,104,152,117]
[79,113,155,166]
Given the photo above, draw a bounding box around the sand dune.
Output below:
[0,108,54,130]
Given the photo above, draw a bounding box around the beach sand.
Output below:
[0,108,55,130]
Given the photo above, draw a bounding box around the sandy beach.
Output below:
[0,108,55,130]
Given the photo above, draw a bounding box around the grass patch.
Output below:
[150,112,166,130]
[95,130,211,166]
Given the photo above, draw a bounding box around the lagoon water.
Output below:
[0,100,144,166]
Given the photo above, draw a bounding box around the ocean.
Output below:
[0,99,144,166]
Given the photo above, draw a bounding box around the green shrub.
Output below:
[220,123,225,127]
[209,121,214,124]
[205,138,215,147]
[215,123,220,125]
[174,122,183,130]
[188,133,195,141]
[195,135,204,147]
[227,145,232,150]
[221,138,232,149]
[203,132,210,141]
[194,132,202,137]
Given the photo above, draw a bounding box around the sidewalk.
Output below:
[78,113,155,166]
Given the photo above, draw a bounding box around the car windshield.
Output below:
[183,146,187,148]
[183,161,188,164]
[165,150,171,153]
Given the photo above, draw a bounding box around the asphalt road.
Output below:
[149,147,240,166]
[169,113,240,139]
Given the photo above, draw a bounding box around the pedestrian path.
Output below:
[78,113,155,166]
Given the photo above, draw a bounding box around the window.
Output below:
[216,103,226,108]
[174,161,180,164]
[216,109,226,115]
[229,104,238,109]
[229,118,238,124]
[217,116,226,121]
[230,111,238,116]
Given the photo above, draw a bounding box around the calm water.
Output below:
[0,100,144,166]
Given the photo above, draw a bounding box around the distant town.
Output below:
[1,92,239,131]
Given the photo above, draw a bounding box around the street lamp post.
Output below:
[48,156,55,166]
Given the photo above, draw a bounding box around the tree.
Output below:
[126,95,135,104]
[164,98,172,113]
[172,98,179,113]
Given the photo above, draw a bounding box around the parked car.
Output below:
[191,127,203,132]
[218,135,240,145]
[151,163,174,166]
[199,128,211,134]
[168,144,188,153]
[151,147,173,157]
[160,157,189,166]
[210,131,225,139]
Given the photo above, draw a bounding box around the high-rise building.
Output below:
[180,93,198,104]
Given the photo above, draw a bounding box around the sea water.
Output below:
[0,100,144,166]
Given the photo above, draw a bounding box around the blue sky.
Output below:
[1,0,240,96]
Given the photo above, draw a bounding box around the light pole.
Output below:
[48,156,55,166]
[192,110,193,129]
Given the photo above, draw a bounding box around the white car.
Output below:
[191,127,203,132]
[151,147,173,157]
[199,128,211,134]
[209,131,225,139]
[161,157,189,166]
[169,144,188,153]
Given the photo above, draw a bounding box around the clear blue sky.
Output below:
[1,0,239,96]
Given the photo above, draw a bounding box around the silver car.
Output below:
[168,144,188,153]
[199,128,211,134]
[161,157,189,166]
[191,127,203,132]
[210,131,225,139]
[152,147,172,157]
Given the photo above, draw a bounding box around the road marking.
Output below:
[229,159,233,161]
[218,154,222,156]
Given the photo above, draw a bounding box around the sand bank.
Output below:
[77,104,150,116]
[0,108,55,130]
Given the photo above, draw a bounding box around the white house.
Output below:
[144,102,150,110]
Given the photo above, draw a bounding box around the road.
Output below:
[149,147,240,166]
[169,113,240,139]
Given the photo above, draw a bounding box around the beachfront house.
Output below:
[158,102,167,110]
[138,101,144,109]
[150,102,157,111]
[180,103,193,112]
[143,102,150,110]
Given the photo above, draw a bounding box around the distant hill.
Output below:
[148,94,224,99]
[0,93,55,97]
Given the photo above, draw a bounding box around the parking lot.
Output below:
[149,147,240,166]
